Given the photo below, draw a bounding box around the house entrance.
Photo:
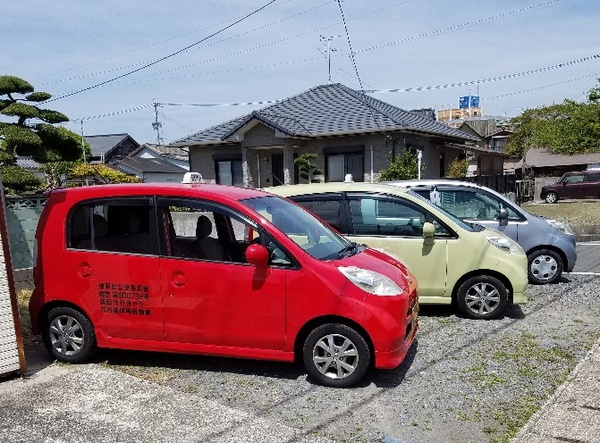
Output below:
[271,154,284,186]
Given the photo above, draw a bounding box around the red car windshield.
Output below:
[241,195,355,260]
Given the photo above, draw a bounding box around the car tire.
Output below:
[544,192,558,204]
[43,307,97,363]
[303,323,371,388]
[456,275,509,320]
[528,249,563,284]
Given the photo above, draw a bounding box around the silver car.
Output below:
[387,180,577,285]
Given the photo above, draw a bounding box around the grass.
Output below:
[17,289,42,349]
[522,200,600,226]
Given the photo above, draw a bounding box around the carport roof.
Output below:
[170,83,479,146]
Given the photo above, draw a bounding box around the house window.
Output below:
[323,146,364,182]
[214,154,243,186]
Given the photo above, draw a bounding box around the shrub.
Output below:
[0,165,43,195]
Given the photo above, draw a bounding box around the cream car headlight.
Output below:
[547,219,574,235]
[485,235,522,255]
[338,266,403,296]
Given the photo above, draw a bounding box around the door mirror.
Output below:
[245,243,269,267]
[498,207,508,226]
[422,222,435,246]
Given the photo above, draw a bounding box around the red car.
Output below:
[29,182,418,387]
[541,170,600,203]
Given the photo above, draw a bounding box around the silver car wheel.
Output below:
[312,333,359,380]
[531,254,558,283]
[49,314,85,357]
[464,282,501,317]
[544,192,558,204]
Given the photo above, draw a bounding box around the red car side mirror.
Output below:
[245,243,269,267]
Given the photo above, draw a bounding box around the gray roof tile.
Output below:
[116,157,187,174]
[170,84,479,146]
[85,134,138,157]
[521,148,600,167]
[15,156,40,169]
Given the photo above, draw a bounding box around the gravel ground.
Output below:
[91,272,600,443]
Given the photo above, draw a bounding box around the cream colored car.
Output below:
[268,182,528,319]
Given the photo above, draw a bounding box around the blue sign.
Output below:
[459,95,480,108]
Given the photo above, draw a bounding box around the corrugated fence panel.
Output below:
[0,229,20,375]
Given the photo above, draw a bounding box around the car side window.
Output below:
[566,174,584,183]
[161,200,237,262]
[436,189,519,221]
[296,199,342,231]
[348,197,450,237]
[69,200,158,255]
[159,198,294,267]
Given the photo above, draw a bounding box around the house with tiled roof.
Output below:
[84,133,140,164]
[115,156,188,183]
[513,148,600,200]
[456,118,514,175]
[517,148,600,175]
[170,83,493,188]
[128,143,189,172]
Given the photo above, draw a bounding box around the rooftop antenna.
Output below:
[318,35,341,83]
[152,100,163,145]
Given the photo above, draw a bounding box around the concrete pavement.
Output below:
[3,336,599,443]
[0,349,334,443]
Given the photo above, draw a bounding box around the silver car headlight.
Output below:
[338,266,403,296]
[547,219,574,235]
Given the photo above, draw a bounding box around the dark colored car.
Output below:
[541,171,600,203]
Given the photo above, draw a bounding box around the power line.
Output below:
[44,0,279,103]
[41,0,568,95]
[37,0,332,88]
[34,0,295,83]
[355,0,573,55]
[65,55,599,124]
[364,54,600,94]
[335,0,385,132]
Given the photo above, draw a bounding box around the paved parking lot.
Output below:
[572,241,600,274]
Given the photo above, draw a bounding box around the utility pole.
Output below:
[152,101,163,146]
[318,35,341,83]
[80,121,86,163]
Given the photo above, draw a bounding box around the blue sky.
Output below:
[3,0,600,144]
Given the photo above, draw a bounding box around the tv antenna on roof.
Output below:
[318,35,341,83]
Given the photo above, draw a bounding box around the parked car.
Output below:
[29,180,419,387]
[541,170,600,203]
[267,182,528,320]
[386,180,577,285]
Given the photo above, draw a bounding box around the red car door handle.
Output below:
[172,272,187,287]
[78,263,92,278]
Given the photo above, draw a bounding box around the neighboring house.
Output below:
[459,118,513,152]
[128,143,190,171]
[518,148,600,176]
[516,148,600,200]
[15,156,44,180]
[114,156,188,183]
[169,83,490,188]
[85,133,140,164]
[458,118,513,175]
